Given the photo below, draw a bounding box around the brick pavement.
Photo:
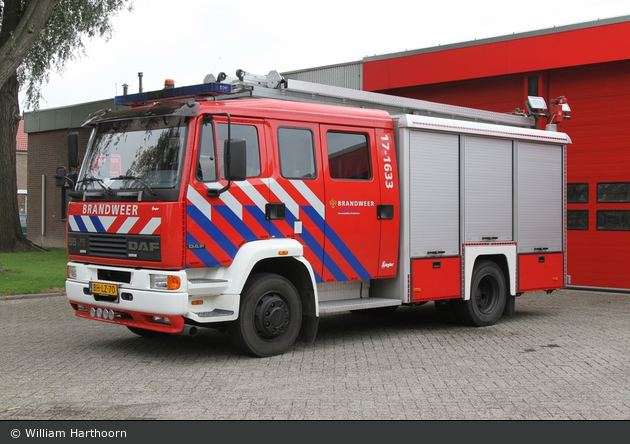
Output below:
[0,289,629,420]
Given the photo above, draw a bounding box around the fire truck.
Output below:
[55,70,571,357]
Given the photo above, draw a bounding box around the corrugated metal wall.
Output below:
[23,99,120,133]
[282,62,362,90]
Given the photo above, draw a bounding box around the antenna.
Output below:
[211,57,221,74]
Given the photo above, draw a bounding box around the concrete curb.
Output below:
[0,292,65,301]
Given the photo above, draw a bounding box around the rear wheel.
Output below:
[229,273,302,357]
[455,260,506,327]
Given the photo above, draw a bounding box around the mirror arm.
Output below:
[206,113,233,197]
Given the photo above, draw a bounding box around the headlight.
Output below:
[67,265,77,280]
[150,274,181,290]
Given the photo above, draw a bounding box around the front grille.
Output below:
[68,232,161,261]
[89,234,127,258]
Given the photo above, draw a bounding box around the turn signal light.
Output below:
[167,275,181,290]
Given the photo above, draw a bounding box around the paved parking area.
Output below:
[0,289,629,420]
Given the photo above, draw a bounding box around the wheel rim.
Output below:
[475,275,499,314]
[253,292,291,340]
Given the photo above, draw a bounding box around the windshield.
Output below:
[76,116,188,200]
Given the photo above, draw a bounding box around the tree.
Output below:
[0,0,132,253]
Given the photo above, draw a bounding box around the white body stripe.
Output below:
[68,217,80,232]
[99,216,116,231]
[187,185,212,220]
[82,216,97,233]
[268,178,299,218]
[140,217,161,235]
[219,189,243,219]
[291,180,324,218]
[117,217,139,234]
[236,180,269,213]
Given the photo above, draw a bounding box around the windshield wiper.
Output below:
[112,175,158,197]
[76,177,114,196]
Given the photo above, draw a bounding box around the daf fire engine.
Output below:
[55,70,571,357]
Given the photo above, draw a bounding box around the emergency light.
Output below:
[115,81,232,106]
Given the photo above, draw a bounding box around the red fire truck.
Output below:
[55,70,571,357]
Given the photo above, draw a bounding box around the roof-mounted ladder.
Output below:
[226,70,536,128]
[115,69,536,128]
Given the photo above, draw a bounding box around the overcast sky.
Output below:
[22,0,630,111]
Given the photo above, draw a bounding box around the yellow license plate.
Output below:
[90,282,118,296]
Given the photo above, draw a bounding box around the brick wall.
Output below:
[27,128,91,247]
[16,119,28,214]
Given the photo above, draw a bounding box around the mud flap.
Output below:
[503,294,516,318]
[299,314,319,343]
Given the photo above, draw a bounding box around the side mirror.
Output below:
[67,171,78,189]
[67,132,79,168]
[54,166,67,187]
[225,138,247,182]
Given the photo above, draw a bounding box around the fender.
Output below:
[220,238,318,301]
[463,244,517,299]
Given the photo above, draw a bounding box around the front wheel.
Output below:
[228,273,302,357]
[455,260,507,327]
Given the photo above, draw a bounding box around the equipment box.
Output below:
[518,253,564,292]
[411,257,461,302]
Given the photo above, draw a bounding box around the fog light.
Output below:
[151,316,171,325]
[102,309,114,320]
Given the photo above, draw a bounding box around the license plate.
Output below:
[90,281,119,297]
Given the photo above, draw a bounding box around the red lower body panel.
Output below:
[518,253,564,292]
[411,257,461,302]
[69,302,185,333]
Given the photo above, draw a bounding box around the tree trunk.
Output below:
[0,0,45,253]
[0,72,37,252]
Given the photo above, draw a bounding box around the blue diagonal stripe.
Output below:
[187,204,238,259]
[89,216,106,233]
[185,233,220,268]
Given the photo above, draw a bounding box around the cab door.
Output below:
[186,116,270,269]
[320,125,381,282]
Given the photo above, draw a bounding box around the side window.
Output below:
[278,127,317,179]
[567,183,589,203]
[597,210,630,231]
[567,210,589,230]
[196,120,217,182]
[217,124,261,179]
[327,131,371,180]
[597,182,630,203]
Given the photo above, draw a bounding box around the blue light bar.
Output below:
[115,82,232,105]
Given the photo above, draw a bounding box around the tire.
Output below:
[455,260,507,327]
[229,273,302,357]
[127,326,168,338]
